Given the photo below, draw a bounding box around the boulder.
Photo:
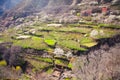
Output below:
[16,35,31,40]
[29,29,36,34]
[53,47,64,57]
[65,51,73,58]
[90,30,99,37]
[47,24,63,27]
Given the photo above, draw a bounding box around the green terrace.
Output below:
[0,22,119,76]
[0,22,119,52]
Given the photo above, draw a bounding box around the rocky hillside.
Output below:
[5,0,80,16]
[0,0,120,80]
[0,0,120,27]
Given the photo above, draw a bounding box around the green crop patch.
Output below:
[44,39,56,46]
[81,42,97,47]
[13,36,48,50]
[80,37,94,44]
[32,56,53,63]
[58,40,86,51]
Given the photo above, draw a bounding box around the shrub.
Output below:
[76,13,80,16]
[0,60,7,66]
[16,66,22,71]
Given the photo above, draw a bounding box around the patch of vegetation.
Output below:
[58,40,86,51]
[58,27,91,34]
[46,68,53,74]
[20,74,31,80]
[44,39,56,46]
[15,66,22,71]
[98,23,120,29]
[68,63,73,69]
[38,26,91,34]
[26,58,50,71]
[80,37,97,47]
[76,13,80,16]
[55,59,69,66]
[80,37,94,44]
[83,17,92,21]
[33,22,47,27]
[32,56,53,63]
[81,42,97,47]
[67,23,80,27]
[13,36,48,50]
[0,60,7,66]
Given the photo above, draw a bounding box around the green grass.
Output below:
[38,26,91,34]
[44,39,56,46]
[58,40,86,51]
[80,37,94,44]
[13,36,48,50]
[98,23,120,29]
[55,59,69,66]
[80,37,98,47]
[68,63,73,69]
[81,42,97,47]
[26,58,51,71]
[67,23,81,27]
[32,56,53,63]
[0,22,119,52]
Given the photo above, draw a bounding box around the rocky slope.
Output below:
[0,0,120,80]
[5,0,80,16]
[0,0,120,27]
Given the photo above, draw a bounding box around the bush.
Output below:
[0,60,7,66]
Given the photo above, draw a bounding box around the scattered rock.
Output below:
[29,29,36,34]
[47,24,63,27]
[53,47,64,57]
[52,70,61,77]
[60,71,76,79]
[65,51,73,58]
[90,29,99,37]
[16,35,31,40]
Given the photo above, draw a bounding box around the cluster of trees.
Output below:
[0,43,27,72]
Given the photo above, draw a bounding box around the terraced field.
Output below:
[0,22,120,79]
[0,22,119,51]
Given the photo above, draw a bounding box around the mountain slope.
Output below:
[7,0,81,14]
[0,0,22,15]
